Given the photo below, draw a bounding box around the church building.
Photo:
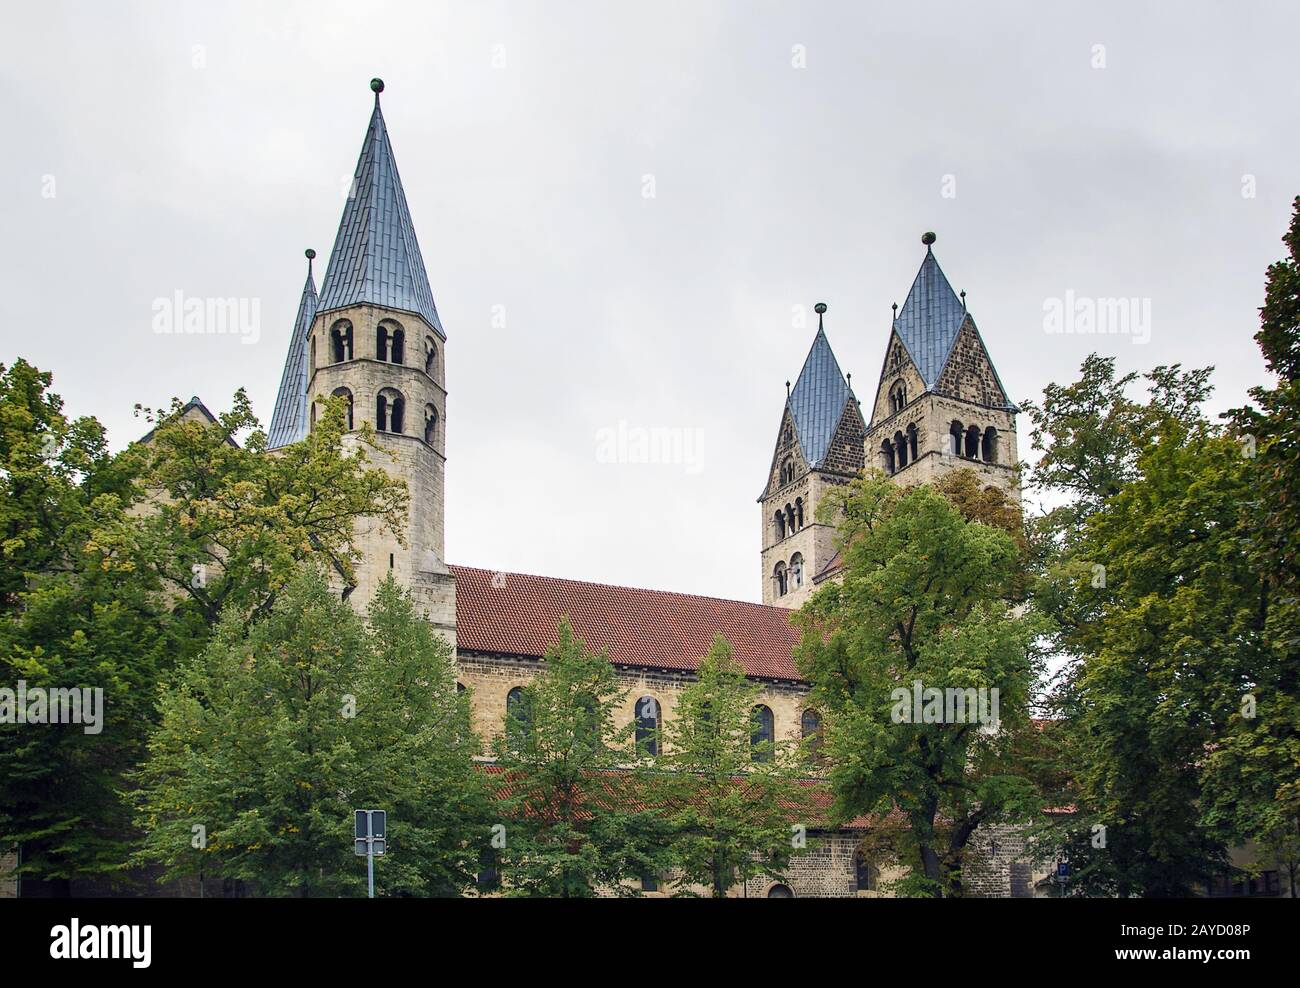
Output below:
[255,80,1030,897]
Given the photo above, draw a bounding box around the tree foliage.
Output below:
[656,635,812,897]
[795,473,1043,896]
[132,568,485,896]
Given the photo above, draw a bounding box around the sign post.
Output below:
[353,809,387,898]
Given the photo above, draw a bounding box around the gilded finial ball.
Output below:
[370,78,385,94]
[922,231,937,246]
[305,248,316,260]
[814,302,827,315]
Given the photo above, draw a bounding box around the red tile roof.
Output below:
[450,565,805,681]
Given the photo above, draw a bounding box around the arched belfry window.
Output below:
[375,321,405,363]
[789,552,804,589]
[332,387,354,430]
[893,430,908,469]
[424,403,438,446]
[424,337,437,376]
[907,423,919,462]
[881,440,896,475]
[949,420,964,456]
[774,511,786,541]
[982,426,999,464]
[890,380,907,415]
[965,424,982,459]
[330,320,353,363]
[751,705,775,763]
[376,388,405,433]
[795,497,804,529]
[774,562,788,597]
[635,696,661,757]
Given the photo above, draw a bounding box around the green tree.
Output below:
[1218,194,1300,896]
[0,360,182,890]
[132,568,485,896]
[1047,425,1257,895]
[657,635,812,897]
[489,618,672,896]
[795,473,1043,897]
[94,392,408,626]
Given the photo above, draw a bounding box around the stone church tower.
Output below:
[268,79,455,640]
[760,236,1018,608]
[759,305,866,609]
[864,233,1018,494]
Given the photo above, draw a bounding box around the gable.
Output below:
[869,331,927,426]
[932,317,1012,408]
[761,405,809,498]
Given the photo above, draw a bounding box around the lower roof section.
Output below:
[450,565,805,682]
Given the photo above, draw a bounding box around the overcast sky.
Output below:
[2,1,1297,603]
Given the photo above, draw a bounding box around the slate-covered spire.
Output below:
[316,79,444,337]
[787,303,852,469]
[267,250,319,449]
[893,232,966,388]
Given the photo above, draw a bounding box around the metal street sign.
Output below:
[353,809,388,896]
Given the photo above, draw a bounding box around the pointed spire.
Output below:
[267,250,320,448]
[893,232,967,388]
[787,310,852,469]
[317,79,445,337]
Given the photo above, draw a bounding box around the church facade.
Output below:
[218,80,1037,897]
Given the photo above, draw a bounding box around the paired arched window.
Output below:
[376,388,405,433]
[789,552,804,590]
[889,380,907,414]
[330,320,354,363]
[332,387,354,430]
[424,403,438,446]
[377,321,405,364]
[424,337,438,376]
[635,696,660,757]
[751,704,775,762]
[779,458,795,486]
[774,562,788,597]
[948,420,1001,463]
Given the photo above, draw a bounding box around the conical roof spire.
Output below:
[893,232,966,388]
[267,250,319,448]
[316,79,444,337]
[787,306,851,469]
